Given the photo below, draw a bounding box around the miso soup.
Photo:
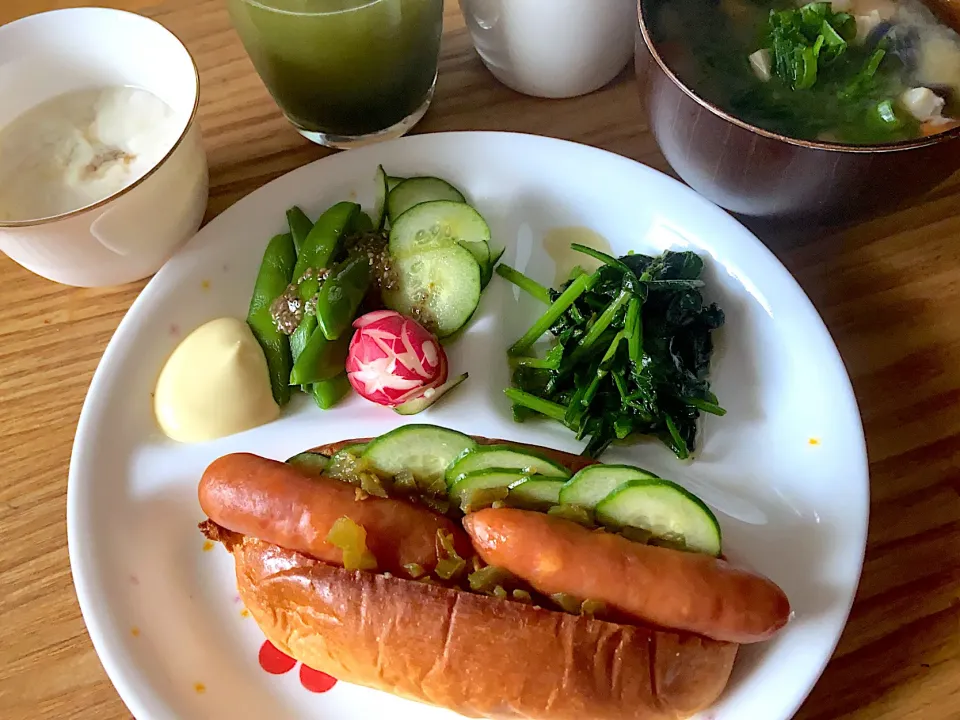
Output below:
[653,0,960,143]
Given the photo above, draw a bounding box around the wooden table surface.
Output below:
[1,0,958,718]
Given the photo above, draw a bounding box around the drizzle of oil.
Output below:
[542,227,613,286]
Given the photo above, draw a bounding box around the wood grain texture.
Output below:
[0,1,957,719]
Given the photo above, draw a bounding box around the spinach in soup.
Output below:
[654,0,960,143]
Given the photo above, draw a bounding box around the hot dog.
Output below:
[200,435,790,720]
[199,452,472,575]
[463,507,790,644]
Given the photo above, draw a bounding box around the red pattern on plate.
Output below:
[299,665,338,693]
[257,640,338,693]
[258,640,297,675]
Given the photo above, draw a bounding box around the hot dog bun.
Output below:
[202,437,740,719]
[204,522,737,720]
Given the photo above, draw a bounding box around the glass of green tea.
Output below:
[227,0,444,148]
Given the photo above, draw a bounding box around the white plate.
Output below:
[68,131,868,720]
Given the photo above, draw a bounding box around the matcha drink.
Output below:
[228,0,444,147]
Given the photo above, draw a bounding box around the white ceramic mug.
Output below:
[458,0,638,99]
[0,9,208,288]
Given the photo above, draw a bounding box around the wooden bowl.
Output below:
[635,0,960,222]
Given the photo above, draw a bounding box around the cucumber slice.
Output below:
[445,445,571,486]
[558,465,659,510]
[382,243,481,338]
[482,244,506,289]
[389,200,492,271]
[449,469,529,505]
[373,165,389,230]
[595,479,722,556]
[286,451,329,475]
[508,477,565,510]
[394,372,469,416]
[362,424,476,492]
[387,177,467,222]
[387,175,407,192]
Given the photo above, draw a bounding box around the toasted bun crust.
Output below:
[205,437,738,719]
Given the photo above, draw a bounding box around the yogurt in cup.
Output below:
[0,9,208,287]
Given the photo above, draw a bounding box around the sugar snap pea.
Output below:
[289,331,351,386]
[292,201,359,282]
[316,255,371,341]
[311,373,352,409]
[286,206,313,254]
[290,314,317,363]
[246,232,296,406]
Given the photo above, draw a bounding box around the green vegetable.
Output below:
[467,565,516,593]
[382,242,482,338]
[286,206,313,254]
[326,517,377,571]
[289,314,317,364]
[449,469,528,508]
[500,249,724,459]
[595,478,723,556]
[286,201,361,388]
[285,451,329,475]
[508,272,597,356]
[316,255,372,341]
[495,263,552,304]
[290,331,351,386]
[293,201,359,283]
[373,165,389,230]
[558,464,658,509]
[362,425,477,491]
[434,530,467,580]
[507,477,565,510]
[504,388,568,423]
[872,99,903,130]
[387,177,467,223]
[311,373,351,409]
[393,372,469,416]
[768,2,855,90]
[350,211,375,233]
[246,232,297,407]
[445,445,570,486]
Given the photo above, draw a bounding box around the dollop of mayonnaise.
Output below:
[154,317,279,443]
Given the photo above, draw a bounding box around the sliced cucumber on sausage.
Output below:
[449,469,529,506]
[558,464,659,510]
[445,445,570,487]
[595,478,722,556]
[507,477,565,510]
[286,451,329,475]
[393,372,469,416]
[387,177,467,222]
[362,425,476,493]
[382,242,481,338]
[389,200,491,270]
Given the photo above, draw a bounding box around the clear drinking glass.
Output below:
[227,0,444,148]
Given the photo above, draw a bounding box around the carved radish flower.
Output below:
[346,310,448,406]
